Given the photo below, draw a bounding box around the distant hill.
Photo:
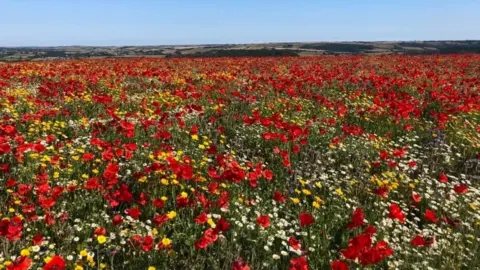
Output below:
[1,40,479,61]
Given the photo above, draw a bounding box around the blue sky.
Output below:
[0,0,479,46]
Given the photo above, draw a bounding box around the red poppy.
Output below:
[152,198,165,208]
[273,191,286,203]
[347,208,365,229]
[93,227,106,236]
[176,194,189,208]
[299,212,314,227]
[32,233,43,245]
[289,236,302,250]
[363,225,377,236]
[8,256,31,270]
[330,260,349,270]
[195,228,219,250]
[232,259,250,270]
[214,217,231,233]
[290,256,309,270]
[84,178,100,190]
[257,215,271,228]
[138,192,149,206]
[379,150,388,160]
[130,235,154,252]
[263,169,273,181]
[141,236,154,252]
[195,213,208,224]
[424,209,438,223]
[373,186,389,198]
[411,235,434,247]
[43,255,65,270]
[439,173,448,183]
[125,207,141,219]
[152,214,169,227]
[453,184,468,194]
[411,192,422,203]
[81,152,95,161]
[0,143,11,155]
[388,203,405,223]
[112,215,123,226]
[411,235,426,246]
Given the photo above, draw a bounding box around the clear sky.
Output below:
[0,0,479,46]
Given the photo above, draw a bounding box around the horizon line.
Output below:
[1,39,479,48]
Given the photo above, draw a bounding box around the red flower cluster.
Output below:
[341,227,393,266]
[195,218,230,249]
[0,216,23,242]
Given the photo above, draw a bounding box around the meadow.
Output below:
[0,55,479,269]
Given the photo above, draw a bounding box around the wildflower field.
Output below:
[0,55,480,270]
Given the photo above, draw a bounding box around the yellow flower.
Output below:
[20,249,30,256]
[75,265,84,270]
[97,235,107,244]
[80,250,88,257]
[302,189,311,196]
[87,255,95,264]
[148,267,156,270]
[207,218,216,228]
[335,188,344,196]
[44,256,52,263]
[191,134,199,141]
[180,192,188,198]
[470,203,478,210]
[161,237,172,246]
[167,211,177,219]
[290,197,300,204]
[312,201,321,209]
